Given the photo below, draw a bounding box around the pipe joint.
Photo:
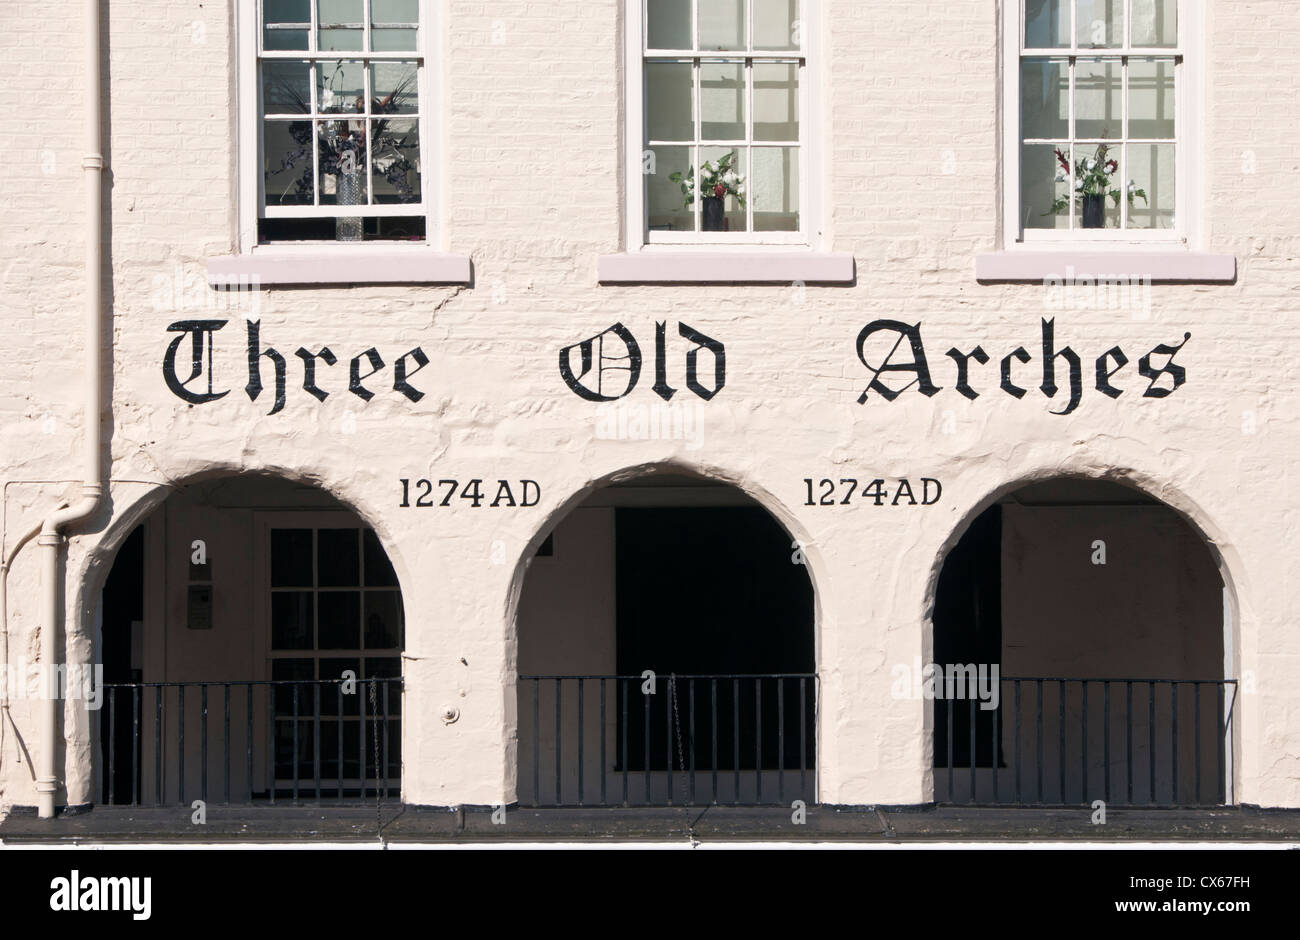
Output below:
[81,154,104,171]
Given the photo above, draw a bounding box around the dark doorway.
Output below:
[99,524,144,804]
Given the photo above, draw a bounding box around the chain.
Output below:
[669,675,687,804]
[369,679,382,839]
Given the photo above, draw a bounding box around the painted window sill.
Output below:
[975,250,1237,283]
[598,250,856,284]
[207,248,473,286]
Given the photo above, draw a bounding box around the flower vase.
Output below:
[702,196,726,232]
[1081,193,1105,229]
[336,165,364,242]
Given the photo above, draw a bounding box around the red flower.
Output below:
[714,183,727,199]
[1105,160,1118,173]
[1054,148,1070,173]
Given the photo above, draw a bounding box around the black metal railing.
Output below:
[518,674,818,807]
[934,677,1237,807]
[97,677,402,806]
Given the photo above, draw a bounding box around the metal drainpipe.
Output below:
[36,0,106,819]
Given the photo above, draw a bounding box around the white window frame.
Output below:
[1001,0,1203,249]
[623,0,823,250]
[236,0,441,251]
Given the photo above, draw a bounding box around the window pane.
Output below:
[648,145,695,231]
[701,146,747,231]
[1021,59,1068,140]
[319,120,368,205]
[364,592,403,650]
[272,592,314,649]
[371,0,418,23]
[372,62,419,114]
[646,61,694,141]
[1128,59,1175,139]
[264,60,311,114]
[372,117,421,204]
[271,529,314,587]
[1076,143,1122,228]
[318,0,364,51]
[371,0,419,55]
[264,0,310,50]
[363,530,399,587]
[1131,0,1177,47]
[1127,143,1174,229]
[699,0,745,51]
[318,529,361,587]
[264,120,316,205]
[321,658,362,714]
[700,61,744,141]
[753,62,798,141]
[1021,143,1071,230]
[648,0,692,49]
[318,591,361,648]
[1075,58,1122,140]
[753,0,799,51]
[752,146,798,232]
[318,60,365,114]
[1024,0,1069,48]
[272,659,314,715]
[1076,0,1123,48]
[371,28,417,51]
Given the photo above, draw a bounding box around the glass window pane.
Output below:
[1131,0,1177,47]
[363,530,399,587]
[364,593,403,649]
[1075,58,1122,140]
[319,591,361,648]
[272,592,314,649]
[264,120,316,206]
[318,529,361,587]
[649,145,695,231]
[371,0,418,23]
[1075,143,1122,229]
[271,529,314,587]
[646,61,695,141]
[318,120,369,206]
[371,117,421,204]
[752,146,798,232]
[319,0,363,51]
[1077,0,1123,48]
[1021,143,1071,230]
[1128,59,1175,139]
[753,62,798,141]
[699,0,745,51]
[318,60,365,114]
[700,61,744,141]
[1127,143,1174,229]
[271,658,314,715]
[753,0,799,51]
[372,62,419,114]
[648,0,692,49]
[264,0,310,50]
[700,146,747,231]
[1024,0,1069,48]
[264,60,311,114]
[321,658,362,714]
[1021,59,1068,140]
[370,28,417,51]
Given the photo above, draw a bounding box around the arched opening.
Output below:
[930,477,1235,807]
[94,473,405,806]
[513,469,816,807]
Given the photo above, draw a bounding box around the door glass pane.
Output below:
[318,591,361,648]
[364,593,403,649]
[1024,0,1069,48]
[752,146,798,232]
[318,0,364,52]
[272,592,315,649]
[263,60,311,114]
[753,62,798,141]
[271,529,314,587]
[318,529,361,587]
[1077,0,1123,48]
[1128,59,1175,139]
[1075,58,1122,140]
[264,121,315,205]
[753,0,799,51]
[701,145,747,231]
[264,0,310,50]
[1131,0,1177,47]
[1021,59,1068,140]
[699,0,745,51]
[646,61,695,141]
[363,530,399,587]
[1021,143,1072,230]
[700,60,744,141]
[648,0,692,49]
[372,118,421,204]
[1127,143,1174,229]
[648,145,695,231]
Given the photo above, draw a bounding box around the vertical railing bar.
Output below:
[643,678,651,806]
[799,676,807,798]
[336,683,344,797]
[1125,680,1133,805]
[1194,680,1202,805]
[179,684,186,805]
[201,684,209,804]
[313,683,321,802]
[1014,680,1021,804]
[532,678,540,807]
[155,686,163,806]
[755,679,762,804]
[777,677,785,804]
[577,678,585,807]
[991,678,999,803]
[1081,681,1088,804]
[1057,679,1065,805]
[1103,681,1111,804]
[1171,681,1179,805]
[1148,680,1156,805]
[554,677,562,806]
[946,696,953,802]
[246,684,253,803]
[689,678,697,806]
[291,683,300,801]
[968,696,976,804]
[600,678,607,807]
[358,677,367,801]
[223,684,231,804]
[733,679,740,806]
[665,676,674,806]
[1036,679,1043,805]
[107,686,116,806]
[132,685,140,807]
[268,683,276,805]
[382,679,391,800]
[621,678,629,807]
[1216,681,1225,805]
[711,678,719,804]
